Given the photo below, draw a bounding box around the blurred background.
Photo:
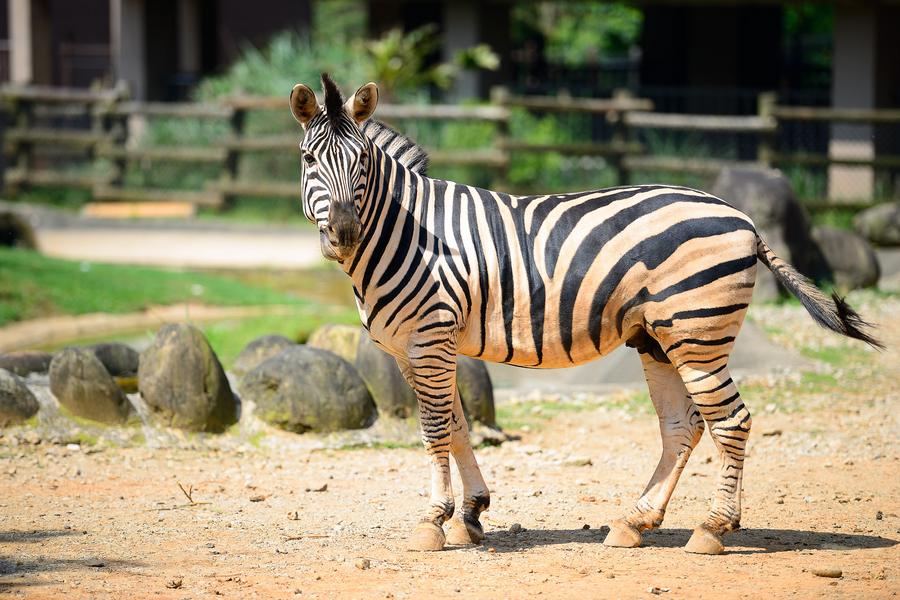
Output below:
[0,0,898,366]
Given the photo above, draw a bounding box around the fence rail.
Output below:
[1,83,898,211]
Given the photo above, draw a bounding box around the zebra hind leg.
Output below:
[676,361,751,555]
[445,391,491,545]
[605,343,704,548]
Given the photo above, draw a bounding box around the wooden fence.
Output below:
[1,83,898,211]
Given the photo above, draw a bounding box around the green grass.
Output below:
[495,391,651,432]
[327,440,420,451]
[0,248,306,325]
[799,344,869,366]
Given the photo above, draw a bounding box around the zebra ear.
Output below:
[290,83,319,127]
[346,82,379,124]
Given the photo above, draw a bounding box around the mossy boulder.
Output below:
[307,324,362,363]
[89,342,139,376]
[49,348,131,424]
[0,369,40,426]
[138,324,237,432]
[232,334,295,378]
[457,357,496,427]
[0,351,53,377]
[854,202,900,246]
[811,226,880,291]
[240,346,376,433]
[354,336,417,418]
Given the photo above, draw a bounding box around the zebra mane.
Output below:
[361,119,429,175]
[321,72,345,131]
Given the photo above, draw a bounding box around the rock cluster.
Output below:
[238,324,497,432]
[2,321,497,437]
[0,369,40,426]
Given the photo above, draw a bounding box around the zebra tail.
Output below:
[756,234,884,350]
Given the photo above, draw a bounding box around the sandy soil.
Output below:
[1,300,898,599]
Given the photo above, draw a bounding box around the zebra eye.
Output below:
[303,153,316,167]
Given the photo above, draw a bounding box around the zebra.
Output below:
[289,73,881,555]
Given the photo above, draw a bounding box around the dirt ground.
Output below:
[1,299,898,599]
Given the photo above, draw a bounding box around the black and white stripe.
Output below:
[294,74,881,554]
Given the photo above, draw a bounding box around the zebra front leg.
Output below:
[677,362,752,555]
[399,354,457,552]
[605,352,704,548]
[445,390,490,545]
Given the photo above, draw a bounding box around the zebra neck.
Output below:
[345,145,436,289]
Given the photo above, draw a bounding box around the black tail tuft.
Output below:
[756,235,883,350]
[831,292,885,350]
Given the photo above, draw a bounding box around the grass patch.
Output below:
[0,248,306,325]
[496,390,650,431]
[330,440,420,451]
[800,344,869,366]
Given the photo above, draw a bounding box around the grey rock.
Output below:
[457,356,496,426]
[712,167,830,300]
[307,324,362,363]
[354,336,417,418]
[138,324,237,432]
[240,346,375,433]
[49,348,131,424]
[0,351,53,377]
[854,202,900,246]
[0,211,36,249]
[89,343,139,376]
[352,337,496,423]
[811,226,880,290]
[0,369,40,426]
[232,334,295,378]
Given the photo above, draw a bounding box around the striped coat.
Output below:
[290,74,880,555]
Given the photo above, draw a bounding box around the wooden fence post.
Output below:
[611,88,632,185]
[222,102,246,209]
[757,91,776,168]
[489,86,510,191]
[93,85,127,198]
[10,97,34,196]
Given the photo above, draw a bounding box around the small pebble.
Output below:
[509,523,523,534]
[165,577,184,589]
[582,524,590,530]
[875,510,883,520]
[306,484,328,492]
[355,558,370,570]
[648,586,669,594]
[249,495,266,502]
[811,568,842,578]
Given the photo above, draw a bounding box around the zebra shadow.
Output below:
[478,526,898,555]
[0,529,146,590]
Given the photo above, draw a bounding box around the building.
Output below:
[1,0,311,100]
[2,0,898,199]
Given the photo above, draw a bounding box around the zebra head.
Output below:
[290,73,379,262]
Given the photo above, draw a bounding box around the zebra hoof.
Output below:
[603,521,642,548]
[684,526,724,555]
[446,517,484,545]
[407,522,446,552]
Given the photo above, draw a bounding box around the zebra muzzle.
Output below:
[322,202,361,260]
